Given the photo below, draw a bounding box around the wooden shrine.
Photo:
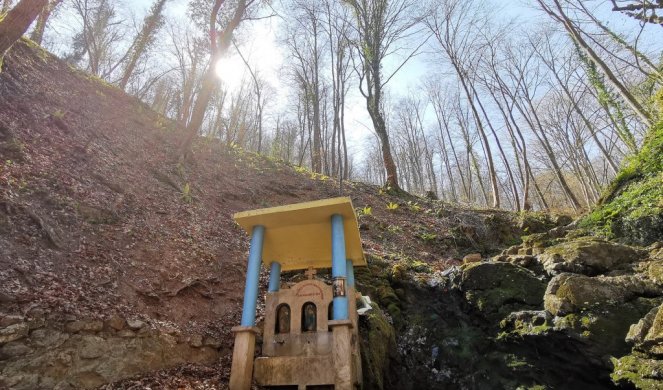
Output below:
[229,197,367,390]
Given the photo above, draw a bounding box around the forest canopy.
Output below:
[1,0,661,214]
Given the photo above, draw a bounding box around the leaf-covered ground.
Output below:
[0,40,547,388]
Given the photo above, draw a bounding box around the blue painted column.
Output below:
[346,259,355,288]
[331,214,348,320]
[268,262,281,292]
[240,225,265,326]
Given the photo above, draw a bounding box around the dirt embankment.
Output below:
[1,40,533,389]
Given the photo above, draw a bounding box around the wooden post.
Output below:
[229,326,259,390]
[329,319,353,390]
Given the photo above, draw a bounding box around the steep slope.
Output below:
[0,40,535,389]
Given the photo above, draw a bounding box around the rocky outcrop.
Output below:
[544,273,661,317]
[359,305,397,390]
[612,303,663,388]
[538,238,642,276]
[460,262,546,320]
[0,313,220,389]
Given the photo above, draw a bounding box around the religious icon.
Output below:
[333,277,346,298]
[302,302,317,332]
[276,304,290,334]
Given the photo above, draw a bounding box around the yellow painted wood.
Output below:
[233,197,366,271]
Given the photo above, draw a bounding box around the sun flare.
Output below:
[214,55,247,91]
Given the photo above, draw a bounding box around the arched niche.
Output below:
[275,304,291,334]
[301,302,317,332]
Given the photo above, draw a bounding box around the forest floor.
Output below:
[0,40,546,389]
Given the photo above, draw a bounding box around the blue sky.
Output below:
[49,0,663,164]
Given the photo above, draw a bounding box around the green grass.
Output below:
[580,102,663,243]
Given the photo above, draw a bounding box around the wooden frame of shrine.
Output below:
[229,197,367,390]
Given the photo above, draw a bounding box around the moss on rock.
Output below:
[460,262,546,319]
[538,237,641,276]
[360,305,397,390]
[611,352,663,388]
[581,117,663,245]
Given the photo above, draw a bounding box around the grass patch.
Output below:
[580,119,663,244]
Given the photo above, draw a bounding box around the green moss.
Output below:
[611,353,663,388]
[498,318,553,339]
[20,38,49,62]
[360,305,397,390]
[518,211,556,234]
[581,117,663,244]
[461,262,546,320]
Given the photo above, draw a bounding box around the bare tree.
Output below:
[29,0,62,45]
[536,0,653,127]
[67,0,126,78]
[283,0,325,172]
[178,0,259,158]
[425,0,501,207]
[118,0,169,90]
[344,0,426,191]
[610,0,663,25]
[0,0,47,69]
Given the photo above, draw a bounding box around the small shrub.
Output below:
[181,183,192,203]
[386,225,402,234]
[52,109,65,119]
[359,206,373,216]
[420,232,437,242]
[407,201,422,212]
[386,202,399,211]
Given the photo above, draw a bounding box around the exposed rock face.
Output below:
[544,273,661,317]
[0,316,219,389]
[613,303,663,388]
[460,262,546,319]
[359,306,397,390]
[538,238,641,276]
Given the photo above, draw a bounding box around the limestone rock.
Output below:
[643,303,663,355]
[0,341,32,358]
[117,329,135,338]
[500,310,553,337]
[203,336,222,349]
[0,323,29,344]
[1,324,219,389]
[78,335,106,359]
[64,320,103,333]
[544,273,627,316]
[30,328,70,348]
[107,315,125,331]
[460,262,546,316]
[126,319,145,330]
[462,253,482,264]
[0,315,24,328]
[611,353,663,388]
[538,238,641,276]
[648,260,663,285]
[190,334,203,347]
[626,305,659,345]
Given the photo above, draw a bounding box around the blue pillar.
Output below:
[331,214,348,320]
[268,262,281,292]
[240,225,265,326]
[346,259,355,288]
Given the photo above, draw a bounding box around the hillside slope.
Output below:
[3,40,662,390]
[0,41,536,389]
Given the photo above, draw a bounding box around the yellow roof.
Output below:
[233,197,366,271]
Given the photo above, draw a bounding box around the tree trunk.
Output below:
[178,0,248,158]
[29,0,60,45]
[451,59,500,208]
[0,0,47,68]
[538,0,653,127]
[368,103,399,190]
[118,0,168,91]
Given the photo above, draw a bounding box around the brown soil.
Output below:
[0,40,524,388]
